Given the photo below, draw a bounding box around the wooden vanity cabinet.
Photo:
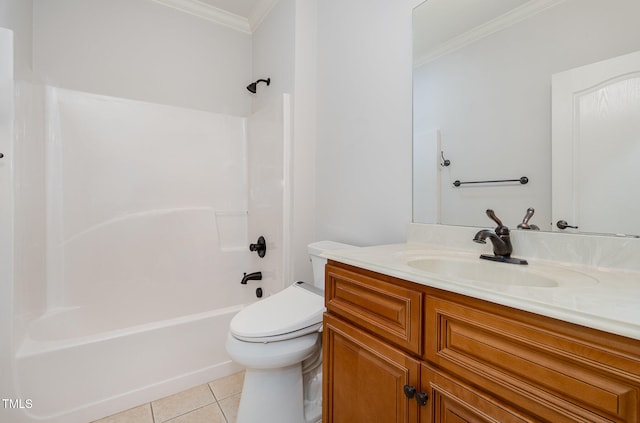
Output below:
[322,261,423,423]
[323,261,640,423]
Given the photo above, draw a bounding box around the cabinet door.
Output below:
[323,313,421,423]
[420,365,533,423]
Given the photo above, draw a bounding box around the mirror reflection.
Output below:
[412,0,640,234]
[552,51,640,236]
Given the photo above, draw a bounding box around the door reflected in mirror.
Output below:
[552,50,640,237]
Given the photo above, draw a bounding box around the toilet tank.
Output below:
[307,241,355,289]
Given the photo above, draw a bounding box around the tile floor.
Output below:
[93,372,244,423]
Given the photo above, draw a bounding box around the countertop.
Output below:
[324,242,640,341]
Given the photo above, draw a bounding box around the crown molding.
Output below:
[149,0,252,34]
[414,0,568,68]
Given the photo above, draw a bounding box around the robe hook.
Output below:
[440,151,451,167]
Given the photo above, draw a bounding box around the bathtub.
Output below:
[14,302,244,423]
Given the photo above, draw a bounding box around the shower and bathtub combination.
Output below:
[1,28,292,423]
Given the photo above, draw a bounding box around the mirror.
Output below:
[552,50,640,236]
[412,0,640,234]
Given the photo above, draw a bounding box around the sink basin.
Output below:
[406,256,598,288]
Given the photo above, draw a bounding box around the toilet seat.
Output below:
[230,283,325,342]
[225,332,319,369]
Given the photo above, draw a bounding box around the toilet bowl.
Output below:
[225,241,355,423]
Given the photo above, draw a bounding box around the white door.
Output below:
[552,50,640,236]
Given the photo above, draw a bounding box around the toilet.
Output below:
[225,241,354,423]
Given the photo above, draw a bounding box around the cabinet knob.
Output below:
[403,385,428,405]
[403,385,416,399]
[416,391,429,406]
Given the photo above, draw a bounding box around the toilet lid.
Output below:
[230,283,325,342]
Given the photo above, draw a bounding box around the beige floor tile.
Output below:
[151,384,215,423]
[218,393,241,423]
[209,371,245,400]
[91,404,153,423]
[165,403,226,423]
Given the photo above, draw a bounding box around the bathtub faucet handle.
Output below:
[241,271,262,285]
[249,236,266,258]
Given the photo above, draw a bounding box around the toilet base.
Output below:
[237,363,320,423]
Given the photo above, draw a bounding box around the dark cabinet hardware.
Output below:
[416,391,429,406]
[403,385,416,399]
[403,385,428,405]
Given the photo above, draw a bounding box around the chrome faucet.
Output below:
[473,209,527,265]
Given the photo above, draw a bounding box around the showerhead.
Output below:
[246,78,270,94]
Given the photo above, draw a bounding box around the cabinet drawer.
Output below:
[426,293,640,422]
[325,262,423,355]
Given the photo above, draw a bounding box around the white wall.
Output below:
[252,0,415,280]
[0,0,32,80]
[248,0,296,283]
[250,0,295,113]
[315,0,414,246]
[33,0,252,115]
[251,0,321,283]
[291,0,318,282]
[0,26,19,418]
[414,0,640,229]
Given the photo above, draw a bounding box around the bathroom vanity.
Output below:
[322,225,640,423]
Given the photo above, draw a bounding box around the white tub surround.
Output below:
[8,85,292,423]
[323,223,640,341]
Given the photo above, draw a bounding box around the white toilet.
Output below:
[225,241,354,423]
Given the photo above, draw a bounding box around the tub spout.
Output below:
[241,271,262,284]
